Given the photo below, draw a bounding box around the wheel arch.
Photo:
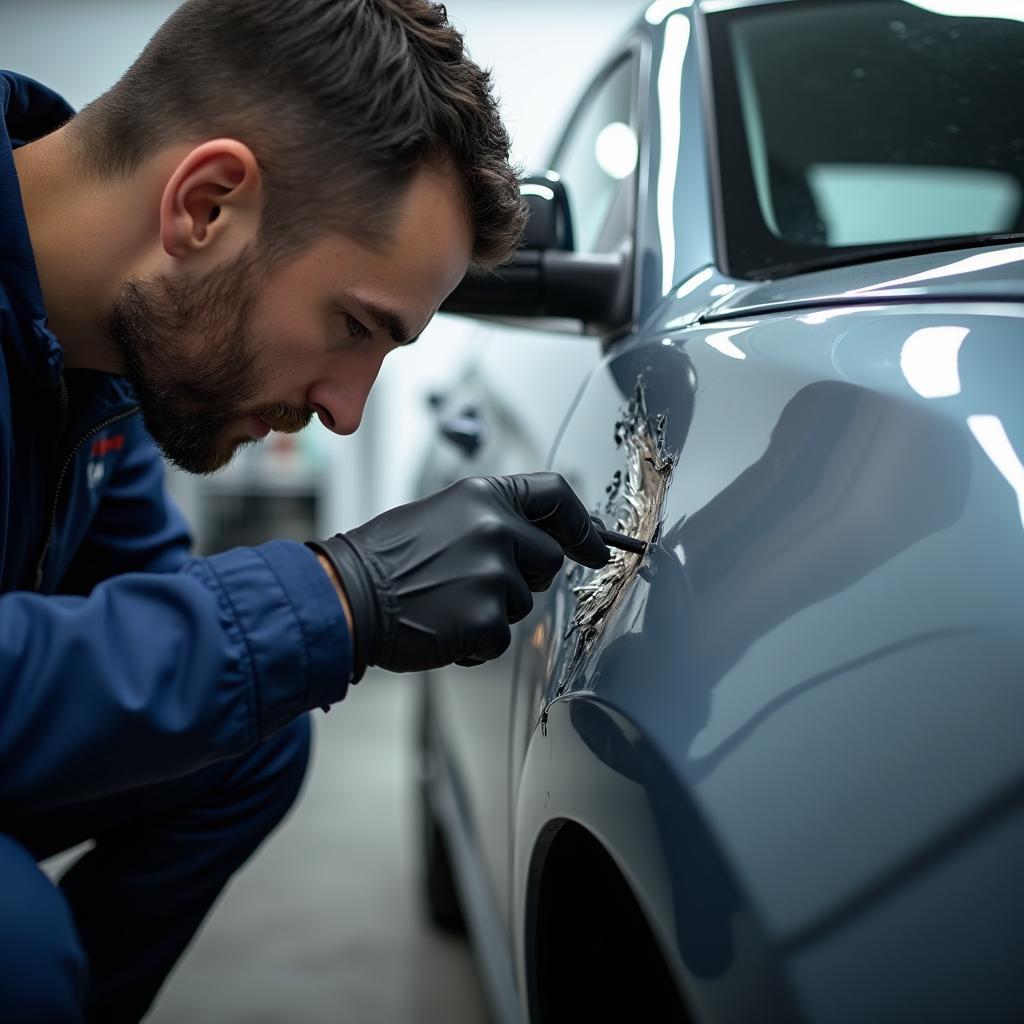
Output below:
[512,691,798,1023]
[523,816,694,1022]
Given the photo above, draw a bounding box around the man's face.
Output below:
[108,166,473,474]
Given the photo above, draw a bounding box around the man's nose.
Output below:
[307,351,386,435]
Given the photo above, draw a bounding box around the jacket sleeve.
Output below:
[0,540,352,813]
[57,416,193,594]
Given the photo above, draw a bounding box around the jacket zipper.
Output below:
[33,406,141,590]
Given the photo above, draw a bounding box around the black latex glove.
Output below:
[308,473,609,680]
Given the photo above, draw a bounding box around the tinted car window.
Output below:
[707,0,1024,277]
[552,56,638,254]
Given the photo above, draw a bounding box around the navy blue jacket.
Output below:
[0,72,352,814]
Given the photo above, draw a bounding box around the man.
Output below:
[0,1,609,1020]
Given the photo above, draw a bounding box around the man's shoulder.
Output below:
[0,71,75,138]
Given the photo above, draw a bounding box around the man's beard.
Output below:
[106,245,312,474]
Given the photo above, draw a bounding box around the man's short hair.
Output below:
[72,0,526,270]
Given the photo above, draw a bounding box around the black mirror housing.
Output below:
[442,172,632,331]
[443,251,630,327]
[520,175,574,251]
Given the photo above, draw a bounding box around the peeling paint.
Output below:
[564,381,675,671]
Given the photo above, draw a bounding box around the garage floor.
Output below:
[145,671,493,1024]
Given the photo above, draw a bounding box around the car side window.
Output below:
[552,55,638,255]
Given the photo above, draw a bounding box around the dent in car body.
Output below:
[566,381,674,672]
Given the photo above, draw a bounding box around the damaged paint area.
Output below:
[565,382,674,669]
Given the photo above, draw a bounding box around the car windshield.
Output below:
[706,0,1024,278]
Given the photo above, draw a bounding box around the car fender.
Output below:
[512,688,798,1023]
[510,292,1024,1020]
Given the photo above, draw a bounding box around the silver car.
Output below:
[418,2,1024,1020]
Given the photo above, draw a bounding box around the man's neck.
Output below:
[13,128,127,373]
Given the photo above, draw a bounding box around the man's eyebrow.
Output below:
[350,295,421,346]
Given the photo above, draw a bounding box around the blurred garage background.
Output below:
[0,1,642,1020]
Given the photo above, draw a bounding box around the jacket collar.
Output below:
[0,71,75,391]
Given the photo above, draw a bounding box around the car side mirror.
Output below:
[441,173,631,331]
[520,176,574,250]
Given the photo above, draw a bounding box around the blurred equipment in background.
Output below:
[194,429,329,553]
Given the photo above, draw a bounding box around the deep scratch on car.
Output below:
[563,381,674,676]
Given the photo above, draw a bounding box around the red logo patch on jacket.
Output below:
[87,433,125,489]
[90,434,125,458]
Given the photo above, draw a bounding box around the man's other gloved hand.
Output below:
[308,473,609,681]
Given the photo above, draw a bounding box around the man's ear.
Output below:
[160,139,263,259]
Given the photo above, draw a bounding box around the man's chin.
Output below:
[160,434,257,476]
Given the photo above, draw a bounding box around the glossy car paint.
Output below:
[521,272,1024,1021]
[420,3,1024,1021]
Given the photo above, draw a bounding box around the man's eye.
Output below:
[345,314,373,344]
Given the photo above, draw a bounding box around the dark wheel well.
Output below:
[529,822,693,1023]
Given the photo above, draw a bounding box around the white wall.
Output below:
[0,0,643,530]
[0,2,640,161]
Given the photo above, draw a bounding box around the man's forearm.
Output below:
[315,552,353,634]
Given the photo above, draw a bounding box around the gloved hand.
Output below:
[308,473,609,680]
